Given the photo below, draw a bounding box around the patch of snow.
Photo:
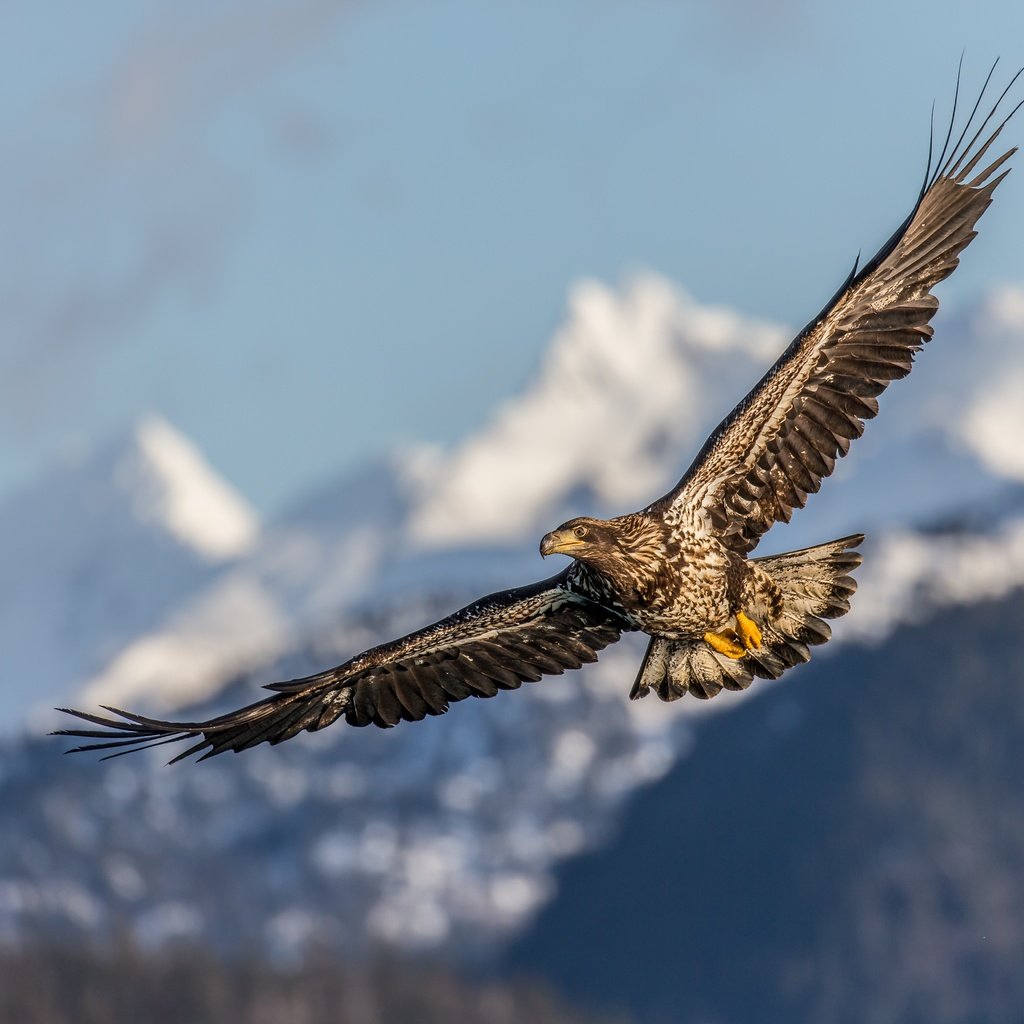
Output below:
[922,285,1024,484]
[961,369,1024,482]
[80,575,292,712]
[848,517,1024,643]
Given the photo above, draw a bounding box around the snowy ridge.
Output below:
[127,416,258,560]
[409,275,786,546]
[78,276,791,712]
[77,574,291,713]
[78,454,415,713]
[0,416,259,727]
[849,517,1024,642]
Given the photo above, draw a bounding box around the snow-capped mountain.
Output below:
[0,416,258,730]
[407,275,787,546]
[3,273,1024,962]
[70,278,784,713]
[75,274,1024,716]
[70,453,416,716]
[2,639,674,958]
[7,275,1024,726]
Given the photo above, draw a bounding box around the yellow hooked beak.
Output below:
[540,529,585,558]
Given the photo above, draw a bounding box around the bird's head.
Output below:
[540,512,667,602]
[539,516,619,565]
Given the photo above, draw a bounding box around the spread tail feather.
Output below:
[630,534,863,702]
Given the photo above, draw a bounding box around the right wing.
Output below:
[54,572,628,763]
[650,64,1021,555]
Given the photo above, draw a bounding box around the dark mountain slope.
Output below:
[508,590,1024,1024]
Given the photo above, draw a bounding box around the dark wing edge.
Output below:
[652,63,1023,554]
[54,572,629,763]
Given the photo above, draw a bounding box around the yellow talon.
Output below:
[735,610,763,651]
[704,629,746,660]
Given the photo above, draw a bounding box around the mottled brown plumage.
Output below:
[57,66,1020,762]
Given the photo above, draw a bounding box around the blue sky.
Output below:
[3,0,1024,516]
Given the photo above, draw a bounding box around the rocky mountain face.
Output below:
[508,589,1024,1024]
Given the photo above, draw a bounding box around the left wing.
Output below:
[55,572,628,762]
[651,66,1021,554]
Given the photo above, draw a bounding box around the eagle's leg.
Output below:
[723,556,776,654]
[735,610,763,651]
[703,628,745,660]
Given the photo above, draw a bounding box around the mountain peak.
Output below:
[121,415,259,561]
[0,415,260,728]
[408,275,787,547]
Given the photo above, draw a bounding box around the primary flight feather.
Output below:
[57,66,1022,762]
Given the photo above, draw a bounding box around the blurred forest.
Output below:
[0,941,626,1024]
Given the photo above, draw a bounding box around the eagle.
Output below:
[58,66,1021,763]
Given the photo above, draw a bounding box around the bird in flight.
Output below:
[58,65,1022,763]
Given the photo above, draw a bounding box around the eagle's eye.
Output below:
[573,525,588,539]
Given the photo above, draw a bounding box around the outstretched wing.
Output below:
[653,65,1022,555]
[55,572,628,763]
